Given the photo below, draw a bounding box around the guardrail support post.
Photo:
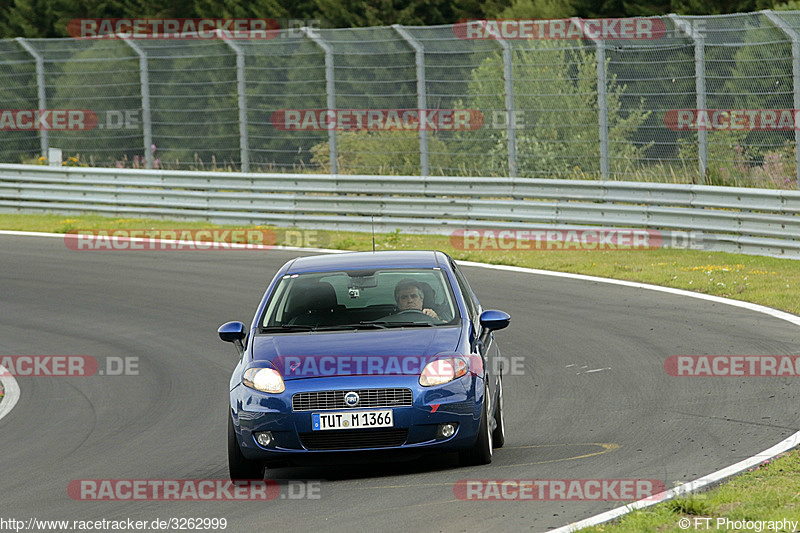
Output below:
[670,15,707,180]
[763,10,800,190]
[15,38,48,158]
[303,28,337,175]
[393,25,429,177]
[122,39,154,169]
[218,34,250,173]
[582,21,610,180]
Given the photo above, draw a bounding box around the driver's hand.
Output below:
[422,308,439,319]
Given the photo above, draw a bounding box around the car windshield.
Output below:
[259,268,460,331]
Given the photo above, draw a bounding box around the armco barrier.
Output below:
[0,164,798,258]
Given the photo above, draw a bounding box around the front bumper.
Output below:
[230,375,483,461]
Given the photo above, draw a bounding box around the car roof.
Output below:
[285,250,448,274]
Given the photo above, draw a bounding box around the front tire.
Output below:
[228,415,265,480]
[459,389,493,466]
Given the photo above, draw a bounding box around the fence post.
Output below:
[670,14,707,180]
[582,20,610,180]
[393,25,429,177]
[763,10,800,189]
[501,39,518,178]
[493,39,517,178]
[15,38,48,158]
[303,28,337,175]
[122,39,153,169]
[218,34,250,173]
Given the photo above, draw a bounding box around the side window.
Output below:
[451,262,477,320]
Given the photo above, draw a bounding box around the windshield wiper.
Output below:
[260,323,388,333]
[315,323,388,330]
[363,321,435,328]
[259,325,315,333]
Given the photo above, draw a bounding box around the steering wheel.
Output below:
[390,309,440,323]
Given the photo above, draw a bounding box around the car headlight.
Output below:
[243,367,285,393]
[419,357,468,387]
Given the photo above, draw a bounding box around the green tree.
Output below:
[496,0,579,19]
[460,40,651,177]
[310,130,460,175]
[46,40,143,164]
[0,40,40,162]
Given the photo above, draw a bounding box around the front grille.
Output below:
[292,388,413,411]
[299,429,408,450]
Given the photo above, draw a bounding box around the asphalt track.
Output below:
[1,233,800,532]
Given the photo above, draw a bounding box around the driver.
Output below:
[394,279,439,319]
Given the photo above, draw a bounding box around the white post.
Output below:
[393,25,429,176]
[670,14,707,179]
[218,33,250,172]
[122,39,154,169]
[580,19,610,179]
[15,38,48,158]
[302,28,337,175]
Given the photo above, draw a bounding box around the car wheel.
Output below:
[228,415,265,480]
[459,388,493,466]
[492,377,505,449]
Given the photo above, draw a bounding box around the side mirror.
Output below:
[218,321,247,354]
[479,310,510,332]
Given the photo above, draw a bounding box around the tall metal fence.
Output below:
[2,11,800,189]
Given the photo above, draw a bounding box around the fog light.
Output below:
[437,423,457,439]
[255,431,274,447]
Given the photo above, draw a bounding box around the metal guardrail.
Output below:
[0,164,798,258]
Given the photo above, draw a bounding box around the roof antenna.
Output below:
[371,215,376,253]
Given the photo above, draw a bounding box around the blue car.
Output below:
[219,250,511,479]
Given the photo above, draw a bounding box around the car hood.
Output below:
[251,327,463,380]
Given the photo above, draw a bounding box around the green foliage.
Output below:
[310,130,461,175]
[668,0,772,16]
[460,41,651,177]
[496,0,578,19]
[5,0,800,39]
[0,41,39,161]
[774,0,800,9]
[666,494,709,516]
[45,40,143,163]
[705,16,797,186]
[313,0,468,27]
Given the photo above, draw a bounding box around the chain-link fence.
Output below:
[2,11,800,189]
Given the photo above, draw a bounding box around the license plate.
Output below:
[312,410,393,431]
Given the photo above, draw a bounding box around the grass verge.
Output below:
[581,451,800,532]
[2,212,800,531]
